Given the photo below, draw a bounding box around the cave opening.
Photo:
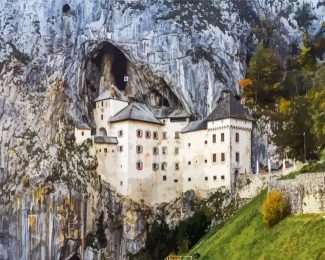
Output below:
[91,42,128,91]
[62,4,70,13]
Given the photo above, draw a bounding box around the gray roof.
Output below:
[75,123,91,130]
[152,107,190,119]
[182,91,253,133]
[206,91,254,122]
[109,102,163,125]
[94,136,118,144]
[94,87,128,102]
[181,120,207,133]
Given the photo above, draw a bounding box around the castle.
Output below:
[75,87,254,205]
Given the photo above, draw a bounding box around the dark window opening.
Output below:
[213,176,217,180]
[188,178,191,182]
[236,152,240,162]
[205,159,207,163]
[81,131,84,136]
[188,161,191,165]
[236,132,239,142]
[163,175,167,181]
[104,148,107,153]
[213,153,216,162]
[221,153,225,162]
[221,133,225,142]
[205,177,208,181]
[221,175,225,180]
[213,134,216,143]
[136,129,143,138]
[136,161,143,170]
[175,163,179,170]
[174,179,178,183]
[62,4,70,13]
[175,132,180,139]
[188,143,191,147]
[205,140,208,144]
[120,181,123,186]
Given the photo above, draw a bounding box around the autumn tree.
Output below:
[261,190,287,227]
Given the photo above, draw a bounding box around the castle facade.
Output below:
[75,88,254,205]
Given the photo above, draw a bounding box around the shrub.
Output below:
[261,190,287,227]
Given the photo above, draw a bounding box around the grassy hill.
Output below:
[187,191,325,260]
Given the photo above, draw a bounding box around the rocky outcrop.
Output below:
[0,0,325,259]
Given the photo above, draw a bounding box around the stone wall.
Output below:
[268,173,325,214]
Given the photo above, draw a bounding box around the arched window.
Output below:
[136,129,143,138]
[152,163,159,171]
[136,145,143,154]
[153,131,159,140]
[98,127,107,136]
[145,130,151,139]
[152,147,159,155]
[136,161,143,170]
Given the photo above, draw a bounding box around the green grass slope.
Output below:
[188,191,325,260]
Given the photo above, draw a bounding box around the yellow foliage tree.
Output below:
[261,190,287,227]
[239,79,253,89]
[278,97,291,115]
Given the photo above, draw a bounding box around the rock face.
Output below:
[0,0,324,259]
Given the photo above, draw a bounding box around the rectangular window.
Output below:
[101,114,103,120]
[120,181,123,186]
[205,177,208,181]
[175,147,179,155]
[205,140,208,144]
[205,159,207,163]
[221,153,225,162]
[162,147,167,155]
[81,131,84,136]
[119,146,123,152]
[163,132,167,140]
[212,134,216,143]
[213,176,217,180]
[175,131,180,139]
[212,153,216,162]
[221,133,224,142]
[221,175,225,180]
[104,148,107,153]
[236,132,239,142]
[163,175,167,181]
[188,161,191,165]
[188,143,191,147]
[175,163,179,170]
[174,179,178,183]
[101,101,104,107]
[188,178,191,182]
[236,152,240,162]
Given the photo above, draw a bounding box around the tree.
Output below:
[261,190,287,227]
[244,43,283,108]
[306,67,325,153]
[271,96,318,161]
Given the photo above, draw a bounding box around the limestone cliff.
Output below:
[0,0,324,259]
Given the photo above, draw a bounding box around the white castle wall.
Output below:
[74,128,91,144]
[93,98,128,135]
[89,98,254,205]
